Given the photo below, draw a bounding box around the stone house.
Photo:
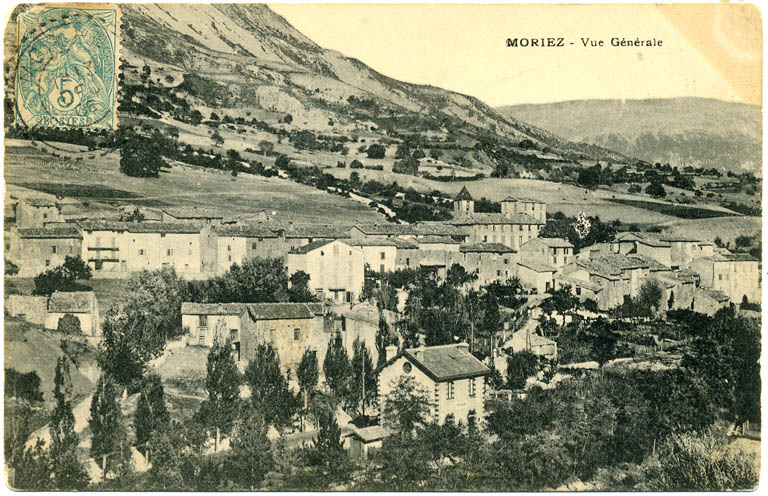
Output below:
[6,295,48,325]
[500,197,547,223]
[213,224,283,274]
[688,252,761,303]
[347,239,399,274]
[286,239,365,304]
[691,287,730,315]
[519,237,574,268]
[449,214,543,251]
[45,291,100,336]
[181,302,327,373]
[15,197,61,228]
[79,221,217,278]
[377,343,489,426]
[7,226,83,277]
[516,260,556,294]
[508,330,557,359]
[459,243,516,286]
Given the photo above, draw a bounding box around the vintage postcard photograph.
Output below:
[2,1,762,491]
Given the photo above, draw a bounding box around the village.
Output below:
[4,180,761,489]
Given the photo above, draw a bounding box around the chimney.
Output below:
[414,346,425,361]
[456,342,469,352]
[385,344,398,362]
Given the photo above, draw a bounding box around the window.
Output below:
[504,258,509,265]
[199,315,208,327]
[380,264,385,273]
[718,274,723,281]
[406,257,410,266]
[51,245,57,254]
[483,235,488,242]
[45,260,50,267]
[496,270,501,277]
[469,378,476,397]
[294,328,301,341]
[228,255,232,262]
[320,251,324,256]
[380,251,386,260]
[227,245,231,251]
[138,249,145,256]
[402,362,412,373]
[576,287,582,296]
[167,248,173,256]
[447,381,455,400]
[252,242,258,249]
[43,213,47,219]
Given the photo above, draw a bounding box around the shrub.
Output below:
[366,144,386,159]
[5,368,44,403]
[57,314,82,335]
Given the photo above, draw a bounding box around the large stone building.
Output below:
[286,239,365,304]
[7,226,83,276]
[377,343,489,426]
[688,252,761,304]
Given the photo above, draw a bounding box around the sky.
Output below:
[271,3,761,107]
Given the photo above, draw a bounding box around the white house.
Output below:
[377,343,489,427]
[286,239,365,304]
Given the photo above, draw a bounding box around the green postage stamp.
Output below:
[14,4,119,129]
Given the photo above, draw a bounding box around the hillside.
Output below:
[498,98,762,174]
[113,3,624,163]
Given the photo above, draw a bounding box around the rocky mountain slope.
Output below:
[118,3,624,162]
[498,98,761,173]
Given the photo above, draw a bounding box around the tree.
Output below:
[297,349,319,414]
[375,317,397,367]
[381,376,430,436]
[89,374,130,474]
[347,337,376,418]
[50,357,88,490]
[211,130,224,146]
[349,159,364,169]
[258,140,274,156]
[636,280,664,316]
[57,314,82,335]
[98,307,147,387]
[366,143,386,159]
[134,373,170,462]
[197,338,241,450]
[645,182,666,198]
[303,407,351,487]
[188,257,290,303]
[288,271,315,302]
[33,256,92,296]
[210,112,220,121]
[244,344,296,429]
[119,129,163,177]
[323,334,352,400]
[577,164,602,190]
[506,351,539,390]
[147,432,183,490]
[227,412,273,490]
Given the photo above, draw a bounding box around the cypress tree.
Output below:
[50,357,88,490]
[323,334,352,399]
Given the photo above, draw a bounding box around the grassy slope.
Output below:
[4,140,383,226]
[4,317,100,406]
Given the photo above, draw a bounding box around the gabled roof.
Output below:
[77,221,204,234]
[23,197,56,207]
[417,235,460,245]
[449,213,544,226]
[535,237,574,248]
[379,343,489,382]
[517,260,557,273]
[181,302,248,316]
[214,224,279,238]
[16,226,82,239]
[347,238,400,248]
[631,254,672,272]
[353,224,418,236]
[290,239,339,254]
[246,303,314,320]
[48,291,95,313]
[454,186,473,201]
[284,225,350,239]
[162,207,224,219]
[555,275,603,292]
[350,425,392,443]
[695,287,730,303]
[460,243,515,254]
[502,197,543,203]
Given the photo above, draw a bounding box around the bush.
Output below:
[5,368,44,403]
[57,314,82,335]
[366,144,386,159]
[119,130,163,177]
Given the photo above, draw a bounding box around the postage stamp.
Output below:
[14,4,119,130]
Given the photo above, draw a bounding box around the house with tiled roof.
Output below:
[181,302,328,371]
[516,260,557,294]
[519,237,574,268]
[77,221,216,277]
[161,207,225,225]
[378,343,489,426]
[7,226,83,276]
[448,213,543,251]
[501,197,546,223]
[213,224,282,274]
[44,291,100,336]
[688,251,761,304]
[458,243,516,287]
[287,239,365,304]
[15,197,61,228]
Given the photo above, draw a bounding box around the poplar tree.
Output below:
[134,373,170,462]
[244,343,296,429]
[50,357,88,490]
[89,374,129,474]
[323,334,352,399]
[196,338,241,451]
